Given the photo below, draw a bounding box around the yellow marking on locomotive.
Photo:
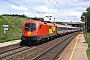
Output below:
[49,29,53,34]
[49,26,56,34]
[28,31,31,35]
[53,26,56,31]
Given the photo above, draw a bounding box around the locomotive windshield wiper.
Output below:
[25,27,35,31]
[25,27,31,31]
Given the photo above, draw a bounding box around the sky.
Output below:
[0,0,90,22]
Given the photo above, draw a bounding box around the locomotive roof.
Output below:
[55,23,80,28]
[55,24,68,27]
[25,20,41,23]
[25,20,56,25]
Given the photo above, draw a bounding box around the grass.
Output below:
[84,32,90,60]
[0,15,29,43]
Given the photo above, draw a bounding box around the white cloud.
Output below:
[19,5,86,22]
[34,6,49,13]
[52,7,86,22]
[66,7,86,17]
[11,5,28,11]
[21,12,45,17]
[27,0,46,2]
[27,0,49,4]
[3,0,88,22]
[22,12,30,16]
[26,6,86,22]
[55,0,90,6]
[34,6,57,14]
[74,7,86,11]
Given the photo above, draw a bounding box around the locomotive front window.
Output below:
[25,23,36,31]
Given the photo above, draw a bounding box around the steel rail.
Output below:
[0,46,33,60]
[0,43,21,55]
[32,32,79,60]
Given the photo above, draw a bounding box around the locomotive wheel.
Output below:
[36,40,40,45]
[42,38,45,43]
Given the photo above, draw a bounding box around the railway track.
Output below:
[32,32,79,60]
[0,44,34,60]
[0,32,80,60]
[0,43,21,55]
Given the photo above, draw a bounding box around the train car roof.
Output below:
[55,24,68,27]
[55,23,80,28]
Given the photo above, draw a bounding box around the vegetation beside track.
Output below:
[84,33,90,60]
[0,15,29,43]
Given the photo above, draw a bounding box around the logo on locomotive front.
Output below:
[27,31,31,35]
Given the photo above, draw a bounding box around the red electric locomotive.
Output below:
[20,20,57,45]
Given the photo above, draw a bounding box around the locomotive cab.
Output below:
[21,20,40,45]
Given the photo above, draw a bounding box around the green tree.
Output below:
[31,17,44,21]
[81,6,90,32]
[54,22,63,24]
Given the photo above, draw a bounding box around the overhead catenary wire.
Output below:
[2,0,75,21]
[17,0,47,18]
[17,0,32,8]
[2,0,48,19]
[2,0,69,17]
[2,0,20,6]
[48,0,69,18]
[55,0,80,22]
[48,0,77,22]
[55,0,69,16]
[2,0,40,14]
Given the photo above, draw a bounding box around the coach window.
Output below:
[61,27,64,31]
